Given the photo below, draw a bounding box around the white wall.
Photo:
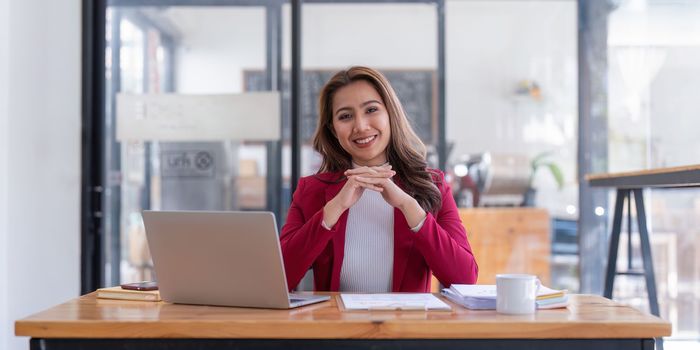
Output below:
[284,4,437,68]
[1,0,10,347]
[169,7,266,93]
[2,0,81,349]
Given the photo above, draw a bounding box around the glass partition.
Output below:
[103,3,287,286]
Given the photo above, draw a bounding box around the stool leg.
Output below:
[604,189,628,299]
[632,189,663,350]
[632,189,660,316]
[628,197,633,270]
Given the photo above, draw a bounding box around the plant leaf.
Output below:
[544,162,565,189]
[531,151,554,168]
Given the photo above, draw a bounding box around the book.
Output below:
[96,286,162,302]
[441,284,569,310]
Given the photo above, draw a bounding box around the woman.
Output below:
[280,66,478,292]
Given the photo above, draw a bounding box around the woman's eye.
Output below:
[367,106,378,113]
[338,113,351,120]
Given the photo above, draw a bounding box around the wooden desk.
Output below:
[587,165,700,318]
[15,293,670,350]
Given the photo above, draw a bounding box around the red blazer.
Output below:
[280,170,478,292]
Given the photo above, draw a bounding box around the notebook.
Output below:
[96,286,161,302]
[143,210,330,309]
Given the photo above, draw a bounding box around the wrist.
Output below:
[398,196,419,213]
[328,197,347,212]
[323,198,346,229]
[400,197,427,229]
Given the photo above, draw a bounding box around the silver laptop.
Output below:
[142,210,330,309]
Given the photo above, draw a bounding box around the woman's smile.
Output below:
[353,134,377,147]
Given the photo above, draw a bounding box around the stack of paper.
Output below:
[441,284,569,310]
[441,285,497,309]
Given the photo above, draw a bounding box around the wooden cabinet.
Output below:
[460,208,551,285]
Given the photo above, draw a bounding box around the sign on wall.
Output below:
[161,150,215,178]
[116,92,281,141]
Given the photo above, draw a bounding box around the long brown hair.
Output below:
[312,66,441,214]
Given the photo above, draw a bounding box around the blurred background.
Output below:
[2,0,700,349]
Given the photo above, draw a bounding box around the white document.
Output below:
[340,293,451,311]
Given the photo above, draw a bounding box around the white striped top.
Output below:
[339,189,395,292]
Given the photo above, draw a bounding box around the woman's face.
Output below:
[331,80,391,167]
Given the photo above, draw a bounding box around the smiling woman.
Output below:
[280,66,478,293]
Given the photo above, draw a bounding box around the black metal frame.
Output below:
[290,0,301,194]
[30,338,656,350]
[80,0,107,295]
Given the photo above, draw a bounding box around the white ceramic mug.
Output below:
[496,274,539,315]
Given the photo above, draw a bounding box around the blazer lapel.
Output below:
[325,176,348,291]
[392,207,415,292]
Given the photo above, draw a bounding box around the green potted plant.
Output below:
[522,152,564,207]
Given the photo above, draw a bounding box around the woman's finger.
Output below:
[362,172,395,179]
[354,176,390,185]
[350,177,381,190]
[349,176,384,191]
[359,182,383,192]
[345,166,378,176]
[345,164,393,176]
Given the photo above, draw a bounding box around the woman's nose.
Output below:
[352,116,369,132]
